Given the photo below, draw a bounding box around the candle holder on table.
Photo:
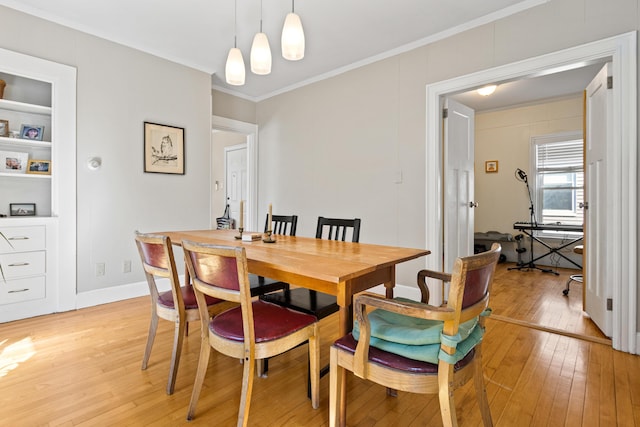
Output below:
[262,230,276,243]
[234,227,244,240]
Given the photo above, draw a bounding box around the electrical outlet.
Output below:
[96,262,105,277]
[123,260,131,273]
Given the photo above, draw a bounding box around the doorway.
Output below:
[426,32,637,354]
[211,116,258,231]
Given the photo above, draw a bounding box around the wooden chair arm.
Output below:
[417,269,452,304]
[352,292,455,379]
[355,292,455,322]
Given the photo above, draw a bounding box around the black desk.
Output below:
[511,222,583,271]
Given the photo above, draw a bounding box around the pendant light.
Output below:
[281,0,305,61]
[225,0,245,85]
[250,0,272,75]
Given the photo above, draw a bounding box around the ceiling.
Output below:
[0,0,553,101]
[449,62,604,112]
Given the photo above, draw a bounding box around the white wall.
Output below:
[0,7,212,301]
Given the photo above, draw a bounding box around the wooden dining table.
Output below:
[159,229,430,336]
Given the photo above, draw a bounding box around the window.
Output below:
[531,132,584,229]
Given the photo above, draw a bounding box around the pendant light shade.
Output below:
[225,47,245,86]
[251,32,272,75]
[281,11,305,61]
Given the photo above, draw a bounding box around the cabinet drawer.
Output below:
[0,276,46,305]
[0,251,45,278]
[0,226,45,253]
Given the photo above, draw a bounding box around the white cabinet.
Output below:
[0,47,76,323]
[0,221,57,320]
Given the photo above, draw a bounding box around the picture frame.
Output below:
[10,203,36,216]
[485,160,498,173]
[20,124,44,141]
[0,119,9,137]
[144,122,185,175]
[0,150,29,173]
[26,159,51,175]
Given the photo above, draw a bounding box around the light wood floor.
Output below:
[1,264,638,426]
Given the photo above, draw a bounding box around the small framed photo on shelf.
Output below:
[0,150,29,173]
[26,159,51,175]
[20,124,44,141]
[485,160,499,173]
[0,119,9,137]
[10,203,36,216]
[144,122,185,175]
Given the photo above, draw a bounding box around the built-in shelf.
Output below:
[0,136,52,147]
[0,98,51,115]
[0,171,51,179]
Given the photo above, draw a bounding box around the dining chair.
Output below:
[261,216,360,316]
[329,243,501,427]
[260,216,361,392]
[248,214,297,297]
[135,231,227,395]
[182,240,320,426]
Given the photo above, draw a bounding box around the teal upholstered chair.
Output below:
[329,243,501,427]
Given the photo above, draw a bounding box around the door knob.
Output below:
[579,202,588,209]
[469,201,478,208]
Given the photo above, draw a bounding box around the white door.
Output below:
[584,63,612,337]
[225,144,247,229]
[443,98,476,273]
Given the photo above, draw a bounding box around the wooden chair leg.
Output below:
[308,325,320,409]
[186,340,211,421]
[438,363,458,427]
[166,317,186,395]
[256,359,267,378]
[141,311,158,370]
[473,357,493,426]
[329,346,343,427]
[238,353,255,427]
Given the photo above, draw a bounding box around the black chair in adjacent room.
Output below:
[248,214,298,297]
[260,216,361,391]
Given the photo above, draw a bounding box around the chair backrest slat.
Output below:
[266,214,298,236]
[316,217,361,242]
[135,231,183,308]
[446,243,501,328]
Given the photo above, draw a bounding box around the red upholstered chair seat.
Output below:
[158,286,221,309]
[211,300,317,342]
[333,334,475,374]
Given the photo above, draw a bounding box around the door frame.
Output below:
[425,32,637,353]
[212,115,258,231]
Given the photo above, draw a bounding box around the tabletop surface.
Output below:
[160,229,430,284]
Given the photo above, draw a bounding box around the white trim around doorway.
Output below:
[425,32,637,354]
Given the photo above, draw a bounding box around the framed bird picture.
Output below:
[143,122,185,174]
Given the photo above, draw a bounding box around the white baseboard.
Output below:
[75,278,172,309]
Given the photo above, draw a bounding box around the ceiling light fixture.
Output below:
[477,84,497,96]
[281,0,305,61]
[225,0,246,85]
[250,0,271,75]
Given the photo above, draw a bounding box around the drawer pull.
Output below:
[8,262,30,267]
[8,288,29,293]
[8,236,30,240]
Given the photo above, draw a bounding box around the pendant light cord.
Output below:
[233,0,238,48]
